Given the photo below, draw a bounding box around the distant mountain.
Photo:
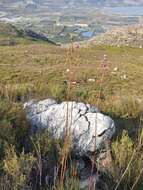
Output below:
[85,0,143,6]
[35,0,143,5]
[37,0,143,6]
[71,0,143,6]
[1,0,143,7]
[89,24,143,48]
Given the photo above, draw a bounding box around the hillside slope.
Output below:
[0,22,23,37]
[0,40,143,117]
[0,21,56,45]
[89,24,143,48]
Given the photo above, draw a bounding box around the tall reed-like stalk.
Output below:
[57,40,80,190]
[88,54,109,190]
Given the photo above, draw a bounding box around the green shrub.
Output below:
[112,130,133,170]
[3,145,36,190]
[49,83,67,101]
[76,87,88,102]
[112,129,143,190]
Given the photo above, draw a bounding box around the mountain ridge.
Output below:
[1,0,143,7]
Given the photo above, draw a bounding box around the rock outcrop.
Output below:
[24,99,115,156]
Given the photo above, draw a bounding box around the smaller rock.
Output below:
[66,69,70,72]
[121,74,127,80]
[88,78,95,82]
[113,67,118,72]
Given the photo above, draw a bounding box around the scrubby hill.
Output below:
[0,21,56,45]
[0,40,143,117]
[89,24,143,48]
[0,26,143,189]
[0,22,23,37]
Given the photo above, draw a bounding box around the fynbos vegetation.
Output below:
[0,20,143,190]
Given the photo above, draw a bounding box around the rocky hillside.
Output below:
[89,24,143,48]
[0,26,143,189]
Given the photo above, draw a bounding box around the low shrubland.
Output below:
[0,40,143,189]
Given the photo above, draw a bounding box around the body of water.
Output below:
[81,31,93,38]
[105,6,143,16]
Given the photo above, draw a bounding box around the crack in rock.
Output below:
[98,129,107,137]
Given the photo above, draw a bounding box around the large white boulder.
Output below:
[24,99,115,156]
